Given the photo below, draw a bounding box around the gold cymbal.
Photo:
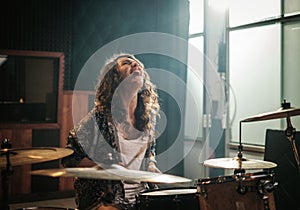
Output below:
[30,166,192,183]
[241,107,300,122]
[0,147,73,168]
[204,157,277,170]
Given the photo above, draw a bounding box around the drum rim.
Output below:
[139,187,197,196]
[197,170,275,185]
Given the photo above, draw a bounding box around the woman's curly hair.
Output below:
[94,53,160,132]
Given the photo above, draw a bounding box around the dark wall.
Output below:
[0,0,189,90]
[71,0,189,90]
[0,0,73,89]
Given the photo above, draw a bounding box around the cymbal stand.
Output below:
[234,121,245,174]
[285,116,300,173]
[1,139,14,210]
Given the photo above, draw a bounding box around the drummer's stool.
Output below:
[264,129,300,210]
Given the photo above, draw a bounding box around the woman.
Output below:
[61,53,161,210]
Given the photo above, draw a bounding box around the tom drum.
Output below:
[197,171,277,210]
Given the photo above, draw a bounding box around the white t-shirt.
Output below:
[118,132,148,204]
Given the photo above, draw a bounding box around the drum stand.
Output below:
[285,115,300,173]
[1,139,14,210]
[235,121,246,175]
[236,122,277,198]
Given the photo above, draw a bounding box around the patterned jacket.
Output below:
[61,107,157,209]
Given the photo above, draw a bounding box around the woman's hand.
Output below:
[148,162,162,173]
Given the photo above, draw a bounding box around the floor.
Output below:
[9,197,77,210]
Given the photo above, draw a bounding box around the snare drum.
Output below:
[137,188,200,210]
[197,171,277,210]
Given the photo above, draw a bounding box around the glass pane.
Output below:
[283,22,300,129]
[0,55,59,123]
[285,0,300,16]
[189,0,204,34]
[185,36,204,139]
[229,24,281,145]
[229,0,281,27]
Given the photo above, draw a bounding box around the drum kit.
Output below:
[1,100,300,210]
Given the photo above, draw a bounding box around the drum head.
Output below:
[140,188,196,196]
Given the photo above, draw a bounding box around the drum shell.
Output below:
[137,188,200,210]
[197,171,276,210]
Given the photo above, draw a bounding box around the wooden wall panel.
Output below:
[60,90,94,148]
[59,91,74,191]
[0,129,32,196]
[0,129,13,142]
[0,91,93,196]
[59,90,94,191]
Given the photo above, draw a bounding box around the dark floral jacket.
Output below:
[61,108,157,210]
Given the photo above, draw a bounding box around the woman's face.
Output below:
[116,56,144,89]
[116,57,143,78]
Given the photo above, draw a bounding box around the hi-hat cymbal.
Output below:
[30,166,192,183]
[241,107,300,122]
[0,147,73,168]
[204,157,277,170]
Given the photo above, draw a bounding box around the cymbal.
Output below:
[30,166,192,183]
[0,147,73,168]
[241,107,300,122]
[204,157,277,170]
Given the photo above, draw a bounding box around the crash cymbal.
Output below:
[30,166,192,183]
[204,157,277,170]
[241,107,300,122]
[0,147,73,168]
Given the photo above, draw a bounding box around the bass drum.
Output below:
[137,188,200,210]
[197,171,277,210]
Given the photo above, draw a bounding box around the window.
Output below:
[229,0,280,27]
[185,0,204,140]
[283,22,300,129]
[284,0,300,16]
[189,0,204,33]
[228,0,300,146]
[229,25,281,145]
[0,50,64,124]
[185,36,204,139]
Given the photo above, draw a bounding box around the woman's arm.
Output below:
[61,129,92,167]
